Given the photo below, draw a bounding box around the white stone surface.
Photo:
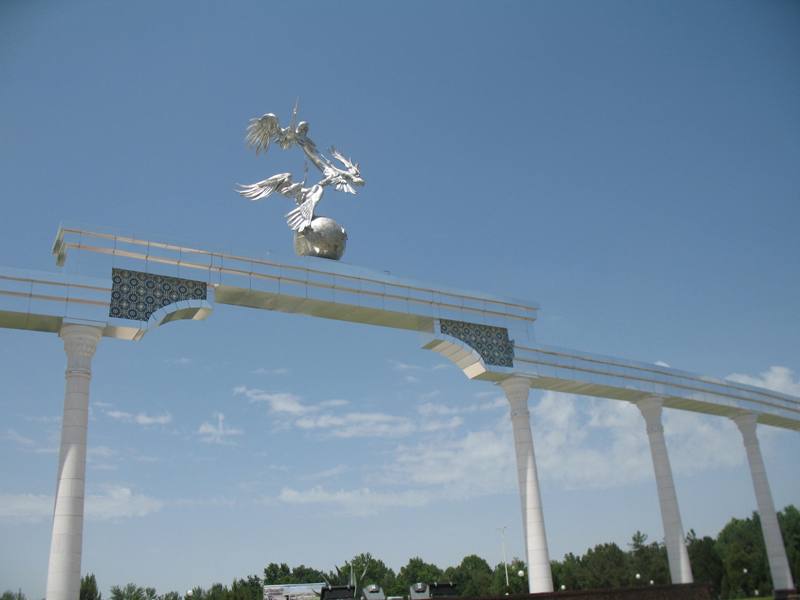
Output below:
[733,413,795,591]
[501,376,553,594]
[46,324,102,600]
[636,397,693,584]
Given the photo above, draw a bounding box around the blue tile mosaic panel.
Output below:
[109,268,207,321]
[439,318,514,367]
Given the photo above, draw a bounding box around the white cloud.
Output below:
[389,428,515,494]
[234,386,313,415]
[106,410,172,426]
[3,429,58,454]
[417,396,505,417]
[655,361,671,368]
[301,465,349,480]
[197,413,243,444]
[531,392,745,489]
[1,429,36,448]
[24,414,62,423]
[294,412,414,438]
[0,485,163,521]
[88,445,116,459]
[419,416,464,432]
[389,360,423,372]
[277,486,429,516]
[726,365,800,396]
[166,357,193,366]
[319,399,349,408]
[251,367,290,376]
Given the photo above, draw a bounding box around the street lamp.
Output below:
[497,526,509,590]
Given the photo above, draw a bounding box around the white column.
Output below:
[732,413,795,592]
[46,324,102,600]
[636,397,693,584]
[501,376,553,593]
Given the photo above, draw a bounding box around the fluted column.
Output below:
[501,376,553,593]
[732,413,795,592]
[46,324,103,600]
[636,397,693,584]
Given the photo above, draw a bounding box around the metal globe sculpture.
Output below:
[293,216,347,260]
[237,102,364,260]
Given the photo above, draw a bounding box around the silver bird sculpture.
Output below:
[238,104,364,232]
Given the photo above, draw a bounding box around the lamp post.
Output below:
[498,526,510,590]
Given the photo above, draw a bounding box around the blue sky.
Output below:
[1,1,799,597]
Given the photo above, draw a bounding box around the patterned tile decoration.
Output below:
[439,318,514,367]
[109,268,207,321]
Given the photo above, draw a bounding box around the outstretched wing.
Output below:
[237,173,295,201]
[245,113,280,154]
[285,185,323,232]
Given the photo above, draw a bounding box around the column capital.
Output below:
[500,377,530,414]
[60,324,102,374]
[732,412,758,438]
[636,397,664,433]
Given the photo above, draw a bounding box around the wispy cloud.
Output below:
[300,464,349,481]
[250,367,290,376]
[165,357,193,366]
[726,365,800,396]
[24,415,62,423]
[0,485,163,522]
[1,429,36,448]
[197,413,243,444]
[417,396,505,417]
[295,412,414,438]
[654,361,671,368]
[419,416,463,432]
[388,428,515,494]
[2,428,57,454]
[389,360,423,372]
[277,486,429,516]
[234,386,313,415]
[106,410,172,426]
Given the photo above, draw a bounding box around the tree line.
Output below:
[4,505,798,600]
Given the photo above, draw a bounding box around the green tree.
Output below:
[81,574,102,600]
[580,543,629,589]
[290,566,326,585]
[229,576,262,600]
[551,553,584,591]
[1,591,26,600]
[110,584,146,600]
[396,557,443,595]
[627,531,669,585]
[263,564,293,585]
[716,512,770,598]
[205,583,228,600]
[159,592,182,600]
[328,553,396,596]
[489,558,527,595]
[686,529,724,597]
[778,504,800,586]
[443,554,491,597]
